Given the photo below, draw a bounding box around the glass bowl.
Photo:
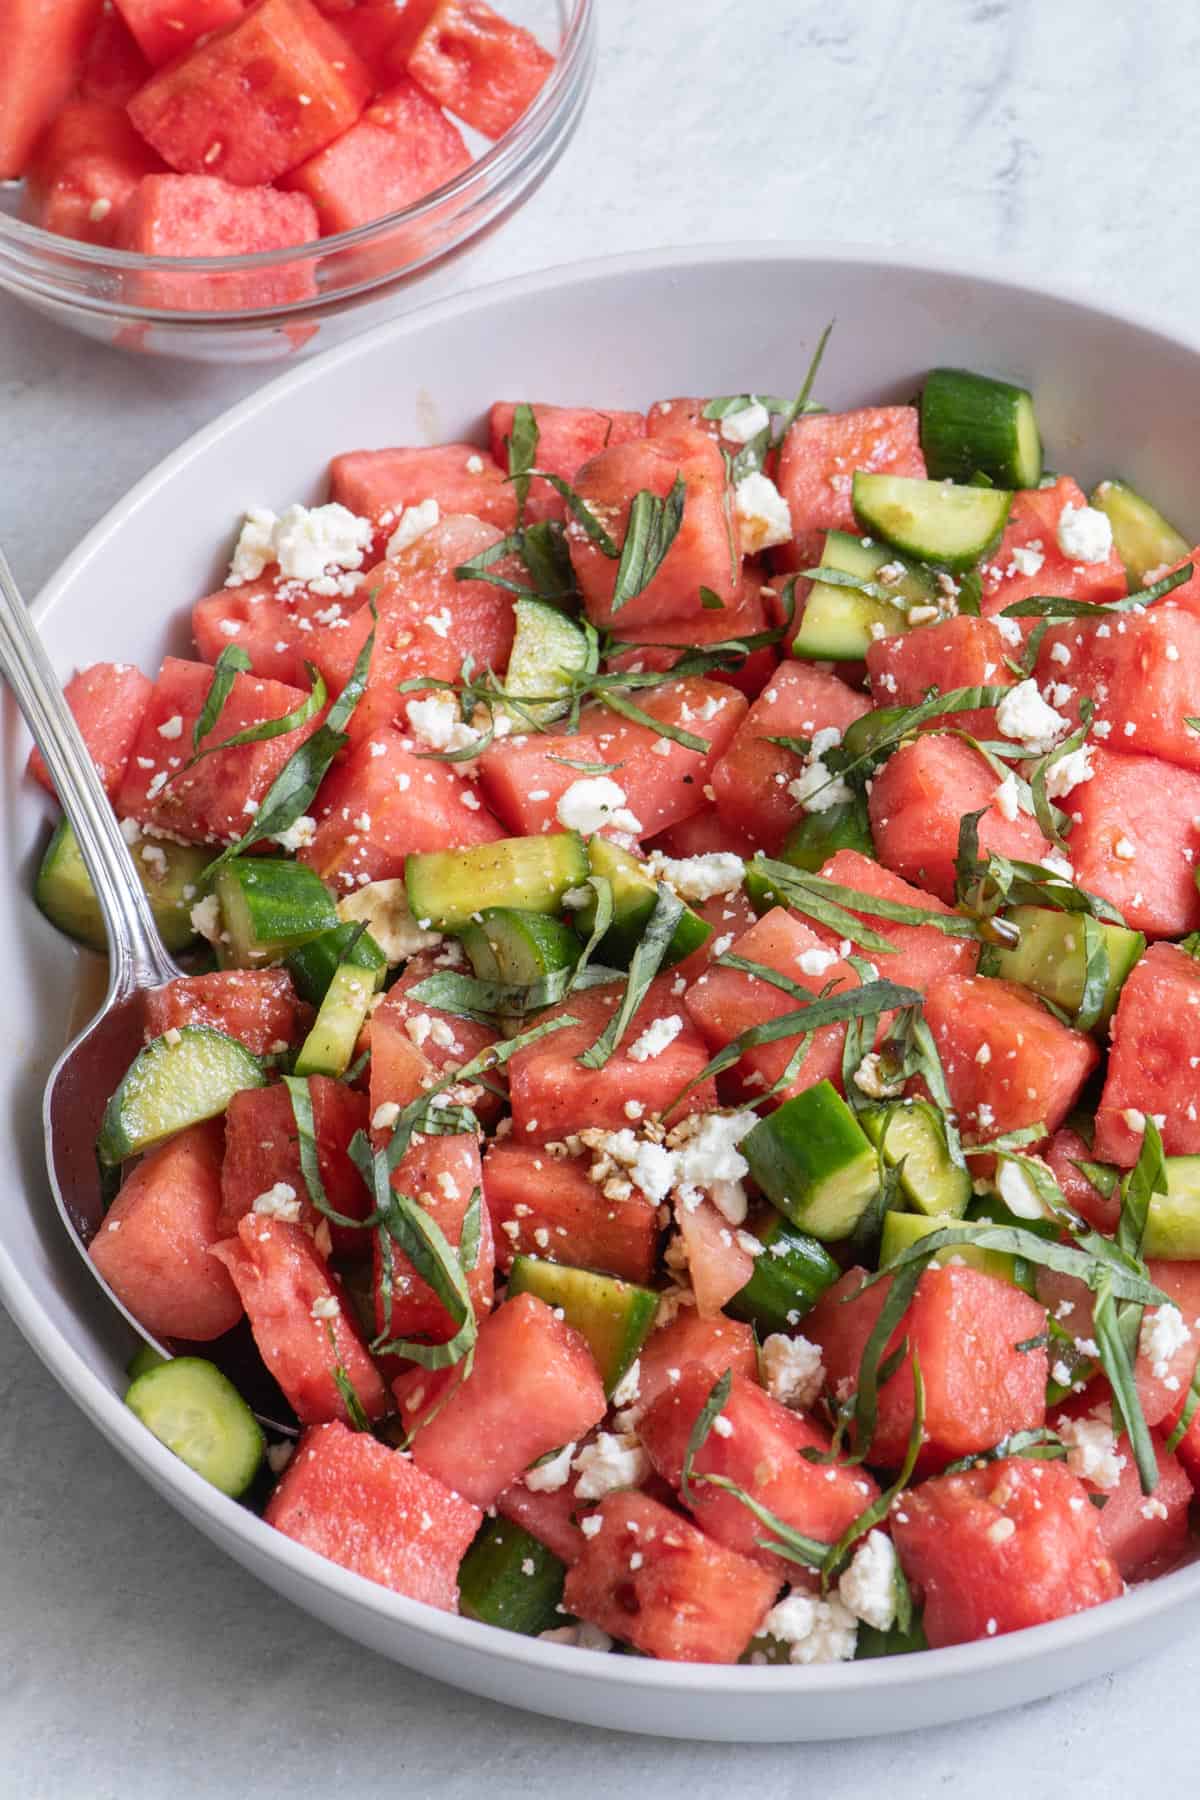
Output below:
[0,0,594,363]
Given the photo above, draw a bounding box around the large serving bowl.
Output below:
[0,0,594,363]
[3,245,1199,1740]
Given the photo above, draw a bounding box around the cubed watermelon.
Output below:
[192,575,371,690]
[1045,1124,1120,1233]
[668,886,759,987]
[637,1310,757,1414]
[27,660,152,802]
[373,1133,494,1345]
[508,974,718,1143]
[89,1119,242,1341]
[1095,943,1200,1164]
[20,99,161,246]
[646,806,758,862]
[487,401,646,524]
[265,1419,481,1607]
[482,1143,660,1284]
[495,1476,589,1567]
[813,849,979,992]
[711,661,871,854]
[604,578,778,701]
[774,405,926,572]
[115,656,324,844]
[218,1076,369,1254]
[211,1213,388,1423]
[561,1490,778,1664]
[116,175,321,311]
[127,0,372,185]
[328,441,515,550]
[1055,745,1200,939]
[80,6,152,106]
[1050,1396,1193,1580]
[868,732,1051,904]
[1036,607,1200,775]
[114,0,244,65]
[922,973,1098,1143]
[285,73,470,230]
[865,615,1015,738]
[397,0,554,138]
[890,1456,1122,1646]
[406,1292,607,1506]
[0,0,102,179]
[144,969,303,1057]
[645,398,721,442]
[674,1196,755,1318]
[980,478,1126,617]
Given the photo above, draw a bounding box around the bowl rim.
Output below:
[0,0,593,274]
[7,236,1200,1703]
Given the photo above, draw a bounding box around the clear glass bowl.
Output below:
[0,0,594,362]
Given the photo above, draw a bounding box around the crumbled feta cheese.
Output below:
[788,725,852,813]
[627,1014,685,1063]
[310,1294,340,1321]
[405,694,486,756]
[610,1358,641,1412]
[837,1530,898,1632]
[644,849,745,902]
[1113,836,1136,861]
[337,878,440,962]
[268,502,372,585]
[252,1181,301,1222]
[556,776,642,838]
[524,1441,576,1493]
[993,771,1020,821]
[1045,744,1095,800]
[995,1157,1052,1219]
[539,1622,613,1652]
[761,1333,824,1410]
[758,1590,857,1665]
[1058,1413,1126,1489]
[734,470,793,554]
[853,1053,903,1100]
[720,399,771,445]
[995,679,1068,754]
[1056,503,1114,565]
[156,714,184,741]
[265,1440,294,1475]
[226,507,280,586]
[571,1432,649,1500]
[797,945,840,978]
[1139,1303,1191,1378]
[1049,641,1072,667]
[273,814,317,851]
[1009,543,1045,579]
[672,1110,757,1224]
[189,894,221,942]
[465,453,485,474]
[995,616,1023,646]
[386,498,441,559]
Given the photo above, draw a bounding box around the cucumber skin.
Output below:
[859,1101,970,1219]
[1091,479,1190,586]
[35,816,207,954]
[458,1519,566,1635]
[792,532,934,662]
[986,905,1144,1029]
[778,798,874,875]
[506,1256,658,1395]
[743,1081,880,1241]
[215,858,339,966]
[921,367,1043,490]
[1139,1158,1200,1259]
[462,908,581,986]
[285,922,387,1006]
[124,1357,264,1498]
[852,473,1012,572]
[726,1216,840,1332]
[293,962,375,1079]
[98,1026,267,1164]
[580,838,711,967]
[405,833,589,933]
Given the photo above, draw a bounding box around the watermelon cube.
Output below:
[373,1133,494,1345]
[114,0,245,65]
[645,397,721,442]
[80,6,152,107]
[1036,607,1200,775]
[218,1076,370,1254]
[1055,745,1200,939]
[0,0,102,179]
[265,1419,481,1608]
[144,969,303,1057]
[604,579,779,702]
[668,887,759,988]
[192,575,372,691]
[674,1197,755,1318]
[561,1490,778,1664]
[211,1213,388,1424]
[369,952,504,1127]
[865,615,1015,738]
[127,0,372,186]
[116,175,321,311]
[407,1292,607,1506]
[775,404,926,572]
[568,430,741,632]
[1051,1397,1193,1581]
[890,1456,1122,1646]
[27,660,152,802]
[711,661,871,853]
[285,76,471,232]
[1045,1124,1120,1233]
[1095,943,1200,1164]
[867,732,1052,904]
[482,1143,660,1284]
[20,100,162,246]
[805,1265,1048,1471]
[495,1477,589,1567]
[115,656,325,845]
[397,0,554,138]
[646,806,758,862]
[922,973,1098,1143]
[981,478,1126,617]
[813,849,979,992]
[637,1311,757,1415]
[328,441,515,550]
[89,1119,243,1341]
[508,974,718,1143]
[487,401,646,523]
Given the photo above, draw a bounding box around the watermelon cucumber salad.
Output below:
[4,0,555,308]
[29,344,1200,1666]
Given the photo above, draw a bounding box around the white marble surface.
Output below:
[2,0,1199,1792]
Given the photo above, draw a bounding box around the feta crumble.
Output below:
[995,679,1068,754]
[720,399,771,445]
[1139,1303,1191,1378]
[524,1441,576,1494]
[556,776,642,837]
[644,849,745,902]
[571,1433,649,1501]
[735,470,793,554]
[1056,503,1114,565]
[386,497,441,559]
[837,1530,898,1632]
[627,1014,685,1063]
[761,1333,825,1410]
[758,1590,857,1665]
[1058,1412,1126,1489]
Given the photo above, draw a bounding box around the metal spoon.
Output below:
[0,544,294,1433]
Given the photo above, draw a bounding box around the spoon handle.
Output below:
[0,545,180,995]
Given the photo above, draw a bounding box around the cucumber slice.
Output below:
[214,858,338,967]
[985,905,1144,1029]
[36,817,209,955]
[124,1356,264,1497]
[98,1026,267,1164]
[575,837,712,967]
[725,1213,840,1333]
[852,473,1013,572]
[285,922,387,1006]
[856,1613,929,1659]
[920,368,1043,489]
[405,833,589,934]
[792,532,938,661]
[458,1518,567,1635]
[879,1208,1018,1285]
[460,908,581,987]
[777,795,874,875]
[502,597,598,726]
[859,1101,970,1219]
[126,1343,168,1380]
[506,1257,658,1394]
[1136,1156,1200,1259]
[839,705,914,766]
[293,961,376,1078]
[742,1081,880,1241]
[1090,479,1191,586]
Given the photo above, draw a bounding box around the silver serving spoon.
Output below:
[0,544,295,1434]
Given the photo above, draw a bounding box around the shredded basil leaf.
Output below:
[772,320,835,445]
[182,661,327,778]
[191,644,251,755]
[607,475,687,616]
[1000,562,1191,619]
[577,886,684,1069]
[507,402,539,523]
[1118,1115,1166,1261]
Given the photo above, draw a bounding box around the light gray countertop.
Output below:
[2,1,1198,1792]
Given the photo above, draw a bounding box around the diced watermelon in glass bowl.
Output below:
[0,0,595,361]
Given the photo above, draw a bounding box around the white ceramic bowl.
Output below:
[4,245,1200,1742]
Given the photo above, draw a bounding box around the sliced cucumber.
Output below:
[98,1026,266,1164]
[460,908,581,987]
[743,1080,880,1241]
[725,1213,841,1333]
[852,473,1012,572]
[879,1208,1018,1285]
[840,705,914,766]
[506,1257,658,1395]
[860,1101,970,1219]
[502,597,598,726]
[293,960,375,1078]
[36,817,209,955]
[777,796,874,875]
[124,1356,264,1497]
[458,1518,567,1635]
[285,921,388,1006]
[214,858,338,967]
[792,532,937,661]
[920,368,1043,490]
[856,1615,929,1659]
[1137,1156,1200,1259]
[575,837,711,967]
[126,1343,169,1380]
[405,833,589,934]
[985,905,1144,1029]
[1090,479,1190,586]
